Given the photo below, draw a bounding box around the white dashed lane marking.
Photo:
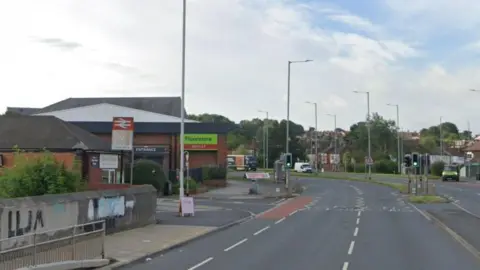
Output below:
[253,226,270,236]
[224,238,248,252]
[188,257,214,270]
[348,241,355,255]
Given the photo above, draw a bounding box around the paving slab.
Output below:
[98,225,215,269]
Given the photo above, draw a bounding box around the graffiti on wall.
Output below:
[7,209,44,238]
[87,196,125,220]
[0,202,78,250]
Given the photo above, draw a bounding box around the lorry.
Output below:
[227,155,257,171]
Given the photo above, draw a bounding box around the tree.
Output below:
[0,148,85,198]
[189,113,307,167]
[344,113,397,162]
[419,122,460,150]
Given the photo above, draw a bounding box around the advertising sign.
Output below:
[184,134,218,150]
[111,117,134,150]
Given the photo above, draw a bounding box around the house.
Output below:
[0,115,125,190]
[6,97,232,182]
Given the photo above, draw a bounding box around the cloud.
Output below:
[32,37,82,51]
[0,0,479,133]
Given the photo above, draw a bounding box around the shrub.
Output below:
[345,163,366,173]
[201,166,227,181]
[431,161,445,177]
[373,160,397,174]
[0,149,85,198]
[172,177,197,194]
[131,159,166,192]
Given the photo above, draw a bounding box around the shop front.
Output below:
[183,134,219,168]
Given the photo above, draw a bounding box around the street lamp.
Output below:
[179,0,187,200]
[440,116,444,158]
[258,110,269,169]
[387,103,401,174]
[353,90,372,179]
[327,113,337,171]
[286,59,313,189]
[305,101,318,172]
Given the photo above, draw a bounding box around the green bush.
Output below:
[373,160,397,174]
[172,177,197,194]
[131,159,166,192]
[202,166,227,181]
[0,149,85,198]
[345,163,366,173]
[431,161,445,177]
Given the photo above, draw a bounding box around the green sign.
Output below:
[184,134,218,145]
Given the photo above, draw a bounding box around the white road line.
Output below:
[275,217,286,224]
[342,261,349,270]
[348,241,355,255]
[224,238,248,252]
[353,227,359,237]
[254,226,270,236]
[357,211,361,217]
[188,257,214,270]
[289,210,298,216]
[452,202,480,219]
[356,218,360,225]
[408,203,431,221]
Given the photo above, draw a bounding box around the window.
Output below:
[101,169,124,184]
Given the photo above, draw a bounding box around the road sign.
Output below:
[111,117,134,150]
[365,156,373,165]
[466,151,474,162]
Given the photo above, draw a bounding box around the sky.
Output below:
[2,0,480,133]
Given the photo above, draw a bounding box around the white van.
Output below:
[294,162,312,173]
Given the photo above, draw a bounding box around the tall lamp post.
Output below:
[179,0,187,200]
[327,114,337,170]
[353,90,372,179]
[440,116,444,159]
[286,59,313,189]
[258,110,269,169]
[387,103,401,174]
[305,101,318,172]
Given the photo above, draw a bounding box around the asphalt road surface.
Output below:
[124,178,480,270]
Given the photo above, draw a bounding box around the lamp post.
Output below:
[387,103,401,174]
[258,110,269,169]
[179,0,187,200]
[327,114,337,170]
[440,116,443,159]
[353,90,371,179]
[286,59,313,189]
[305,102,318,172]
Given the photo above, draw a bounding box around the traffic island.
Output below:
[407,195,450,204]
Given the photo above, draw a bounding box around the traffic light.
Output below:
[404,154,412,167]
[285,153,292,168]
[412,152,419,167]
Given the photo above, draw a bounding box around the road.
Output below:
[123,178,480,270]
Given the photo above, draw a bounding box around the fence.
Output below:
[0,220,105,270]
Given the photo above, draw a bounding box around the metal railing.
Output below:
[0,220,105,270]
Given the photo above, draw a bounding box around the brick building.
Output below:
[0,115,124,189]
[7,97,231,186]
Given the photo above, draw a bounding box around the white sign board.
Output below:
[111,117,134,150]
[245,172,270,179]
[180,197,195,216]
[99,154,119,169]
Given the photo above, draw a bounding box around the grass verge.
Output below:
[407,195,449,204]
[228,173,409,193]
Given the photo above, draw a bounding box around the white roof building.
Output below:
[34,103,199,123]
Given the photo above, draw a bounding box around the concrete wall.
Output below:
[0,185,156,250]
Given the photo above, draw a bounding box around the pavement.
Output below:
[117,177,480,270]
